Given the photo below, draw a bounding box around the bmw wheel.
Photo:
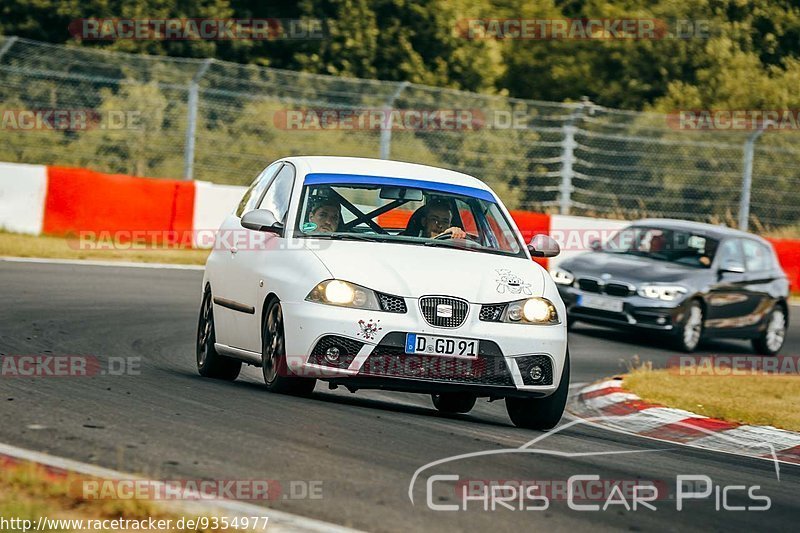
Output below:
[675,300,703,353]
[196,288,242,381]
[752,306,787,355]
[262,299,316,396]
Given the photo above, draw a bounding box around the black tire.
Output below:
[262,299,316,396]
[567,316,577,330]
[431,393,477,414]
[196,288,242,381]
[506,350,570,430]
[752,305,787,355]
[673,300,704,353]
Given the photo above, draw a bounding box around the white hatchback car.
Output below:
[197,156,569,429]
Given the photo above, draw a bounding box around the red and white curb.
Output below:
[0,441,362,533]
[568,378,800,466]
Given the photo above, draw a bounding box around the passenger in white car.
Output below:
[307,197,342,233]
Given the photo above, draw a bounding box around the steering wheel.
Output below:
[433,231,481,244]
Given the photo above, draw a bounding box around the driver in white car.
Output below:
[418,199,467,239]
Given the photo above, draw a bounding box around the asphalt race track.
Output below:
[1,260,798,532]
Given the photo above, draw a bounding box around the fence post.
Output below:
[0,36,19,63]
[379,81,410,160]
[183,58,213,180]
[559,99,591,215]
[738,121,771,231]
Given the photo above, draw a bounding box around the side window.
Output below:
[716,239,743,266]
[742,240,772,272]
[235,163,282,217]
[258,164,295,223]
[453,199,478,234]
[483,203,519,253]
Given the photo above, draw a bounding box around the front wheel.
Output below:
[262,299,316,396]
[506,351,570,430]
[432,393,476,414]
[196,288,242,381]
[752,306,787,355]
[674,300,703,353]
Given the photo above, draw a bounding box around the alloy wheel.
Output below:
[197,292,213,367]
[683,304,703,351]
[263,304,284,384]
[766,309,787,353]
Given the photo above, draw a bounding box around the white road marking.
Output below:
[0,441,363,533]
[0,256,204,270]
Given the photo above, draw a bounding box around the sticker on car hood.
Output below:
[495,268,532,295]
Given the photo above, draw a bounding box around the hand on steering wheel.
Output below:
[434,227,468,240]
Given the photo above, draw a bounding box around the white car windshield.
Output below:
[294,174,524,257]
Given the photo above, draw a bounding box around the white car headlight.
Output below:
[505,297,559,325]
[306,279,380,310]
[551,269,575,286]
[637,285,688,301]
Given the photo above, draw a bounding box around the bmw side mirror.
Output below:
[589,238,602,252]
[241,209,283,234]
[528,234,560,258]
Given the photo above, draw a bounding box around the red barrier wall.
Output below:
[43,166,195,244]
[767,238,800,292]
[509,211,552,269]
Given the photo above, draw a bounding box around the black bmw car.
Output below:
[553,219,790,354]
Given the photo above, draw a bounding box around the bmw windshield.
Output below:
[294,174,525,258]
[602,226,719,268]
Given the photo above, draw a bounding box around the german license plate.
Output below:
[577,294,624,313]
[404,333,477,358]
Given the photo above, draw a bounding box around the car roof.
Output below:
[284,156,493,192]
[631,218,770,243]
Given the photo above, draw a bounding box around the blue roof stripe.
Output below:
[304,173,496,202]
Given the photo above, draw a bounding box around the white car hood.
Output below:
[308,240,545,302]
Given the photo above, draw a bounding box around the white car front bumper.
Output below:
[279,299,568,397]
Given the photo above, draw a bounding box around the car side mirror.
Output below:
[718,259,745,275]
[589,238,602,252]
[528,234,560,258]
[241,209,283,234]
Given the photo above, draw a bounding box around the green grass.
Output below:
[0,231,209,265]
[624,368,800,432]
[0,462,224,532]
